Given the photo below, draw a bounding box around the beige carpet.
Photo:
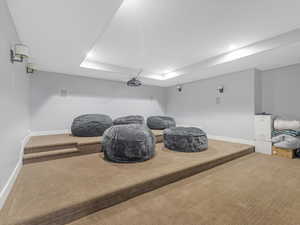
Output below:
[0,140,253,225]
[69,153,300,225]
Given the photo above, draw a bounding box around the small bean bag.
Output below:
[164,127,208,152]
[113,115,145,125]
[147,116,176,130]
[71,114,112,137]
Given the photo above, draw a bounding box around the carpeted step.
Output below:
[24,131,163,155]
[23,132,162,164]
[24,134,102,154]
[23,147,100,164]
[23,134,102,164]
[23,144,101,164]
[1,141,254,225]
[24,143,78,154]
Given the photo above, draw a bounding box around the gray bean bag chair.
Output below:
[147,116,176,130]
[71,114,112,137]
[103,124,155,163]
[164,127,208,152]
[113,115,145,125]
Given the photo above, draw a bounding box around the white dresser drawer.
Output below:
[255,115,273,141]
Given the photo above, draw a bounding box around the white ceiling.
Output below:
[7,0,300,86]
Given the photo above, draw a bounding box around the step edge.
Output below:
[23,148,80,159]
[24,142,77,151]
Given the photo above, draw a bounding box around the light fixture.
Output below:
[26,63,35,74]
[217,85,224,95]
[177,85,182,92]
[127,69,143,87]
[10,44,30,63]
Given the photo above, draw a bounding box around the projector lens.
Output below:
[127,78,142,87]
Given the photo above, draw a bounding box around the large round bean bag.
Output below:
[103,124,155,163]
[71,114,113,137]
[147,116,176,130]
[164,127,208,152]
[113,115,145,125]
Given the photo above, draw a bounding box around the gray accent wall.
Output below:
[0,0,30,193]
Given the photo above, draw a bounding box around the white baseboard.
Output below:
[0,159,22,210]
[208,135,254,145]
[30,129,70,136]
[0,132,31,210]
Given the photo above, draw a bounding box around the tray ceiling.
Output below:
[7,0,300,86]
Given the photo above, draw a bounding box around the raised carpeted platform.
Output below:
[68,153,300,225]
[23,130,163,164]
[0,140,253,225]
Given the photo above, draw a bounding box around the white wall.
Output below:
[166,69,256,141]
[261,63,300,120]
[0,0,30,204]
[30,71,166,132]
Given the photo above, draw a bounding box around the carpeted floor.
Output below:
[0,140,253,225]
[69,153,300,225]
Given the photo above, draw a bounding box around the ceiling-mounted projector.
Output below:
[127,69,143,87]
[127,77,142,87]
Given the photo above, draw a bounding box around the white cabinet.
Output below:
[255,115,273,141]
[255,140,272,155]
[255,115,273,155]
